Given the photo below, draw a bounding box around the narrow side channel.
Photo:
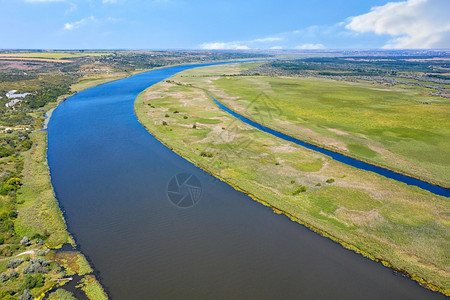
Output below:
[211,97,450,197]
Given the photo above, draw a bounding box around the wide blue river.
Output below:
[47,63,445,299]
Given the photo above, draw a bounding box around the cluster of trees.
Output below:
[247,56,450,77]
[243,57,449,97]
[0,131,32,158]
[97,51,266,72]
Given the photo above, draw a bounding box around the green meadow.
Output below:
[207,71,450,187]
[135,63,449,294]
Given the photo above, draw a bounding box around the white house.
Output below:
[6,90,31,99]
[5,99,21,108]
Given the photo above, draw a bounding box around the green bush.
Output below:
[20,274,44,290]
[326,178,335,183]
[200,151,214,158]
[292,186,307,195]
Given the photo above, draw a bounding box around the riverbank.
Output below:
[10,98,109,299]
[134,63,449,295]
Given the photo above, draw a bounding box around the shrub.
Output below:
[192,124,196,129]
[0,272,8,283]
[7,178,21,186]
[20,274,45,291]
[326,178,335,183]
[165,114,170,117]
[9,270,18,278]
[49,289,76,300]
[173,110,179,114]
[292,186,307,195]
[316,183,322,187]
[8,211,18,219]
[22,258,50,274]
[200,151,214,158]
[0,290,15,299]
[183,116,188,119]
[19,289,33,300]
[31,233,48,241]
[290,180,295,184]
[162,121,168,126]
[7,258,24,269]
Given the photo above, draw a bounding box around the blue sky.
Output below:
[0,0,449,49]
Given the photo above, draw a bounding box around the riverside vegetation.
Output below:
[0,50,266,299]
[135,62,449,295]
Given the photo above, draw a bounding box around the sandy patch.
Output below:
[269,144,299,153]
[328,128,349,136]
[335,207,384,227]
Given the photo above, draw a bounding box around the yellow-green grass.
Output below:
[178,64,450,187]
[77,275,108,300]
[55,252,93,276]
[0,52,113,60]
[14,130,71,248]
[135,64,450,294]
[48,288,76,300]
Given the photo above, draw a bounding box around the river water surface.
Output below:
[47,64,445,299]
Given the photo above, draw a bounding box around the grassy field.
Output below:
[14,130,71,248]
[0,51,114,60]
[135,63,449,295]
[190,66,449,187]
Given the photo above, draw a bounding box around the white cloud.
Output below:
[346,0,450,49]
[102,0,117,3]
[64,16,96,31]
[200,35,283,50]
[295,43,325,49]
[201,42,249,50]
[270,46,282,50]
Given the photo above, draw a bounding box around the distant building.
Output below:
[6,90,31,99]
[5,99,21,108]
